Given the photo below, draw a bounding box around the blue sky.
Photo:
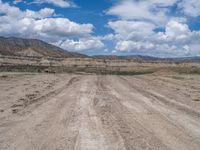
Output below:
[0,0,200,57]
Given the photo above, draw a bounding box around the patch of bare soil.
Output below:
[0,73,200,150]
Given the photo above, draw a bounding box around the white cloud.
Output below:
[105,0,200,56]
[108,20,155,40]
[107,20,200,57]
[107,0,200,23]
[0,1,55,19]
[25,8,55,19]
[106,0,179,25]
[157,21,191,44]
[57,37,104,52]
[150,0,178,6]
[0,16,93,41]
[116,41,155,52]
[33,18,93,38]
[100,34,114,41]
[0,0,102,51]
[33,0,76,8]
[187,44,200,56]
[0,0,22,17]
[178,0,200,17]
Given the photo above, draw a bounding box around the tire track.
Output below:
[0,76,83,150]
[119,76,200,118]
[11,76,82,115]
[107,76,200,150]
[1,74,200,150]
[94,76,170,150]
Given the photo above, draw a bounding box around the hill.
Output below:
[0,37,87,58]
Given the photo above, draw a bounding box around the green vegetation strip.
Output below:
[0,65,155,75]
[1,65,199,75]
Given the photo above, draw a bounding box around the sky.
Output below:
[0,0,200,57]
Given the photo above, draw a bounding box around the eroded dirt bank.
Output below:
[0,73,200,150]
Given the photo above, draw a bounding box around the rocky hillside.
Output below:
[0,37,87,58]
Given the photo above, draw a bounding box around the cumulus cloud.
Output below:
[56,37,104,52]
[106,0,179,25]
[116,41,155,52]
[108,20,155,40]
[157,21,191,44]
[33,0,76,8]
[33,18,93,38]
[107,0,200,25]
[105,0,200,56]
[0,1,55,19]
[0,0,103,51]
[178,0,200,17]
[107,20,200,57]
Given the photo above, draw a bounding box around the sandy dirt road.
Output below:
[0,73,200,150]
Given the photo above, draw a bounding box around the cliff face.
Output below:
[0,37,86,58]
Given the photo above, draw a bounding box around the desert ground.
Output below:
[0,73,200,150]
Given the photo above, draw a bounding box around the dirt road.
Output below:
[0,73,200,150]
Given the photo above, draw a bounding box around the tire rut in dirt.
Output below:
[110,76,200,150]
[0,76,83,150]
[119,76,200,119]
[93,76,169,150]
[11,76,82,115]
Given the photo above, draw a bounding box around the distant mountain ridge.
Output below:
[0,37,199,62]
[94,55,200,62]
[0,37,87,58]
